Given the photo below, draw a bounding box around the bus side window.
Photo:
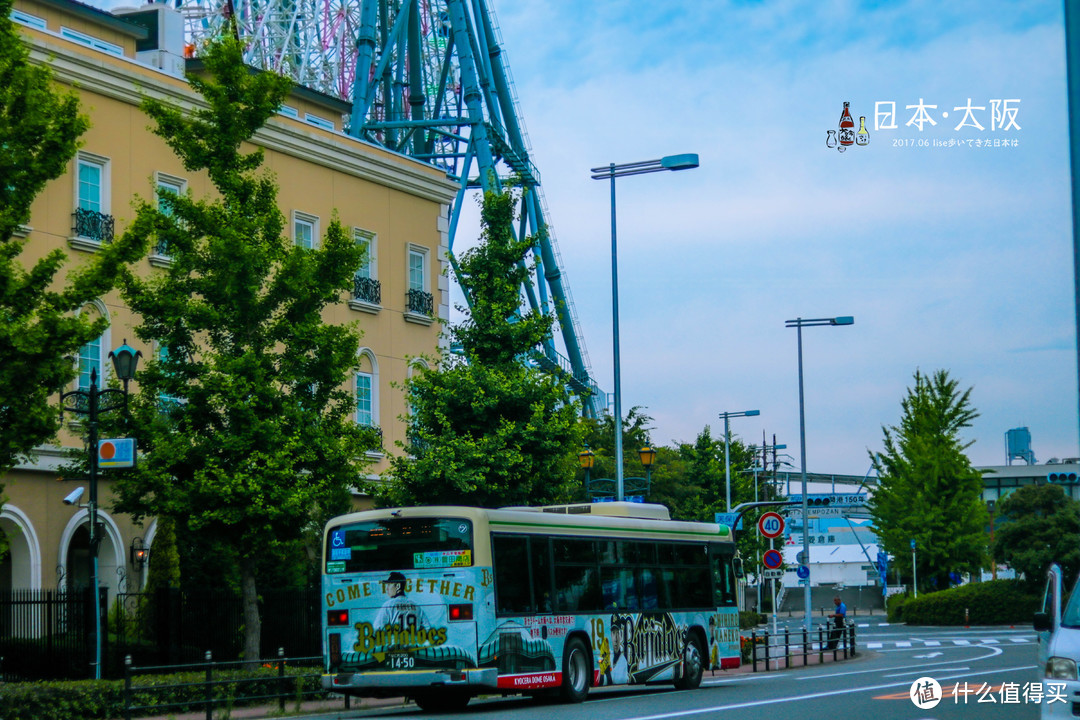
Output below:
[554,565,602,613]
[638,568,659,610]
[492,534,532,614]
[601,567,639,611]
[530,536,553,613]
[713,554,737,607]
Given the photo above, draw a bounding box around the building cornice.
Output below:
[27,36,460,205]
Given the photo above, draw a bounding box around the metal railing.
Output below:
[749,622,856,672]
[353,276,381,304]
[72,208,115,243]
[406,288,433,316]
[122,649,339,720]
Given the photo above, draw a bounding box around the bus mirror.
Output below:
[732,557,744,579]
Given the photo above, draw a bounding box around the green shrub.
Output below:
[900,580,1039,626]
[0,665,325,720]
[886,592,909,623]
[739,611,766,629]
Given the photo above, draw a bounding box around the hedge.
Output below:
[0,666,324,720]
[896,580,1039,626]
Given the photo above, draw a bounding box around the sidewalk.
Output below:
[121,646,870,720]
[113,694,406,720]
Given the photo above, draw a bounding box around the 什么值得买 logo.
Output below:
[827,101,869,153]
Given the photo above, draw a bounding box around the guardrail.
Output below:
[121,649,343,720]
[749,622,857,672]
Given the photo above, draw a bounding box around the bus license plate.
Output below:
[388,653,414,669]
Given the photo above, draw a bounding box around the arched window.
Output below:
[355,349,379,428]
[75,300,109,391]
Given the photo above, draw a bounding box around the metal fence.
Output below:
[0,587,99,681]
[121,650,338,720]
[1,586,322,681]
[749,622,857,671]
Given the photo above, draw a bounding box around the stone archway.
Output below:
[0,505,42,590]
[58,509,126,601]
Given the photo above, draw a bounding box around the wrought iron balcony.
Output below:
[353,276,381,305]
[406,288,433,316]
[72,208,114,243]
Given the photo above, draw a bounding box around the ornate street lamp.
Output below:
[60,339,140,679]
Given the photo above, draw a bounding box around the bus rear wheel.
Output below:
[560,637,591,703]
[412,690,471,713]
[673,634,704,690]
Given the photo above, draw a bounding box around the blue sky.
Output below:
[480,0,1076,474]
[87,0,1078,475]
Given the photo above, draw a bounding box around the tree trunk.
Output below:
[240,560,262,668]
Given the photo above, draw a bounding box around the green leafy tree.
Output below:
[380,189,583,508]
[109,36,374,663]
[0,0,144,479]
[992,484,1080,591]
[869,369,987,592]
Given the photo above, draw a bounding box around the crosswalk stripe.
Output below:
[866,642,883,649]
[895,641,911,648]
[981,638,999,644]
[924,640,941,646]
[952,640,970,645]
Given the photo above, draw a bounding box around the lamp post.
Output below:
[987,500,997,580]
[591,154,699,501]
[718,409,760,512]
[784,315,853,635]
[638,445,657,497]
[60,340,140,679]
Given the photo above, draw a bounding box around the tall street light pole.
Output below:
[785,315,853,635]
[591,154,699,501]
[718,409,760,511]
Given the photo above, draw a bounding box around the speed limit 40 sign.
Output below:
[757,512,785,539]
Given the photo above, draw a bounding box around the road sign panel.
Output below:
[98,438,136,468]
[762,549,783,569]
[787,493,867,508]
[714,512,743,530]
[757,512,785,538]
[762,569,784,580]
[796,550,808,565]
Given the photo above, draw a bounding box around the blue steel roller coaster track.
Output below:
[178,0,604,416]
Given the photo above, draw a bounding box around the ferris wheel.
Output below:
[174,0,602,415]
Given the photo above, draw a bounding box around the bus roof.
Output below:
[325,504,733,543]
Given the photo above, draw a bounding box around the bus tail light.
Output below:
[328,633,342,671]
[448,603,473,621]
[327,609,349,626]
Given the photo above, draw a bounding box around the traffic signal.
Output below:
[1048,472,1078,484]
[807,496,832,507]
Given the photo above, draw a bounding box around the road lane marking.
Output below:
[884,666,970,678]
[617,665,1037,719]
[797,644,1004,680]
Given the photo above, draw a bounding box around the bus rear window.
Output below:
[325,518,473,574]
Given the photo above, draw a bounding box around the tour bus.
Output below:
[321,502,743,712]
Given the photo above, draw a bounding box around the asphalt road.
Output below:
[297,623,1045,720]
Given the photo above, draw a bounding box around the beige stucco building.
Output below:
[1,0,458,596]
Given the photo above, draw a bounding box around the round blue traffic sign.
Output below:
[762,549,783,569]
[796,565,810,579]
